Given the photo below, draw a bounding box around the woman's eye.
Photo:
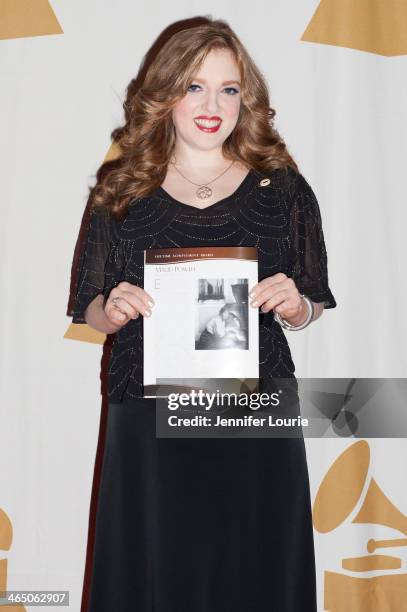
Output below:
[187,84,240,95]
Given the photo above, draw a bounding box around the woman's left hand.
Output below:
[249,272,308,326]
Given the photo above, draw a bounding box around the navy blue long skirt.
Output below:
[87,397,317,612]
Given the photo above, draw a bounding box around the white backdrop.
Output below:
[1,1,406,610]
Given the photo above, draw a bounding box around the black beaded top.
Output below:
[70,166,336,401]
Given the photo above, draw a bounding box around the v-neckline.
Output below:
[155,168,256,211]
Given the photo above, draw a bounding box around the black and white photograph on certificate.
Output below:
[143,248,258,390]
[195,278,249,350]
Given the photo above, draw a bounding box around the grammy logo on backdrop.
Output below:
[0,508,26,610]
[313,440,407,611]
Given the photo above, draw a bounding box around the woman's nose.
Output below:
[201,91,220,115]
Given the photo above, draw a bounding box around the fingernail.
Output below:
[145,309,152,317]
[148,300,154,308]
[249,291,255,298]
[251,300,258,307]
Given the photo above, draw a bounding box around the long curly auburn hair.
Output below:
[89,17,298,219]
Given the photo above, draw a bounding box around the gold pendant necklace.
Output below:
[171,159,236,200]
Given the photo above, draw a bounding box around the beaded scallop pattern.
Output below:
[72,167,336,401]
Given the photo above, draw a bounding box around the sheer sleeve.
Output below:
[70,205,124,324]
[289,172,337,308]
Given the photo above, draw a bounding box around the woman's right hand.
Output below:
[104,281,155,328]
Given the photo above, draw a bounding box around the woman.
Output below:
[70,17,336,612]
[197,305,234,349]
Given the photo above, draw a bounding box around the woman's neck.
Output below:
[171,144,231,173]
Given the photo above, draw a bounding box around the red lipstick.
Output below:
[194,115,222,133]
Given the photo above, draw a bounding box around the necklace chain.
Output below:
[170,158,236,200]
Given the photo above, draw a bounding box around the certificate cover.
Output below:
[143,246,259,397]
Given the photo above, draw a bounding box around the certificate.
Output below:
[143,246,259,397]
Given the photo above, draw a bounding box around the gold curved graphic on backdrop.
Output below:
[64,142,121,344]
[301,0,407,57]
[0,0,62,41]
[0,508,26,610]
[64,324,106,345]
[313,440,407,610]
